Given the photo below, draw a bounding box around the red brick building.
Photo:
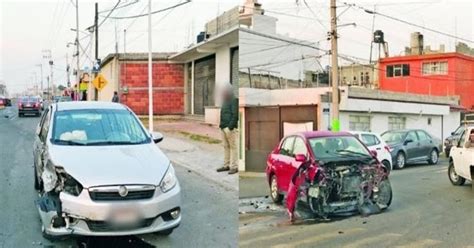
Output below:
[378,52,474,109]
[98,53,185,115]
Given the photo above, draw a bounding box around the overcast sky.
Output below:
[0,0,240,94]
[1,0,473,94]
[258,0,473,68]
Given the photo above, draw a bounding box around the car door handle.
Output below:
[376,147,381,150]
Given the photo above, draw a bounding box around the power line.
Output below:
[107,0,191,20]
[343,1,474,44]
[99,0,122,27]
[99,0,139,14]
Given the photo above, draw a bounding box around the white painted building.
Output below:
[239,2,323,87]
[239,87,461,172]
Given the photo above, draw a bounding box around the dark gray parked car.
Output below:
[381,129,442,169]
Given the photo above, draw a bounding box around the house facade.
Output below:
[378,52,474,109]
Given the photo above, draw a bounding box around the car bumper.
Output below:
[40,182,181,237]
[19,108,40,114]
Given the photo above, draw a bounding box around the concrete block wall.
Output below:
[120,63,184,115]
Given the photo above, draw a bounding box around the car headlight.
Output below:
[160,164,177,193]
[55,167,83,196]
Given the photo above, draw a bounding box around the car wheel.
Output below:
[428,149,439,165]
[18,113,23,117]
[448,160,465,186]
[270,174,283,204]
[394,152,406,170]
[381,160,392,173]
[373,178,392,209]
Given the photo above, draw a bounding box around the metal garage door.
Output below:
[245,105,318,172]
[194,55,216,115]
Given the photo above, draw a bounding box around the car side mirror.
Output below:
[451,132,455,135]
[295,154,307,162]
[370,150,377,158]
[404,139,413,145]
[151,132,164,144]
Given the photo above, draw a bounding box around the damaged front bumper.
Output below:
[36,183,181,237]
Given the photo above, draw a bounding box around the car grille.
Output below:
[89,189,155,201]
[87,218,155,232]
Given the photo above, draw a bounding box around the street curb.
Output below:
[171,159,238,192]
[239,172,266,178]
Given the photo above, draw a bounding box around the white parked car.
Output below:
[350,131,393,172]
[448,126,474,186]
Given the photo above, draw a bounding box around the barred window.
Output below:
[388,116,406,130]
[349,115,371,131]
[422,61,448,75]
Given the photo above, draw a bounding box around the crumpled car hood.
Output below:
[48,143,170,188]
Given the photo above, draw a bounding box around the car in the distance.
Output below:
[18,96,42,117]
[381,129,441,169]
[448,127,473,186]
[33,101,181,240]
[350,131,393,172]
[0,96,11,108]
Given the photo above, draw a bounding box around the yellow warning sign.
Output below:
[93,74,108,91]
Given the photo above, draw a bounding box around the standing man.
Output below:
[216,84,239,175]
[112,91,120,103]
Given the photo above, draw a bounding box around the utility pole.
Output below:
[94,2,99,100]
[148,0,154,132]
[330,0,340,131]
[75,0,80,101]
[49,60,54,98]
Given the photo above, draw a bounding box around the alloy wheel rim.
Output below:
[398,154,405,167]
[271,177,278,199]
[377,180,391,206]
[431,151,438,163]
[450,166,459,181]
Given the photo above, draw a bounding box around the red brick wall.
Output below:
[120,62,184,115]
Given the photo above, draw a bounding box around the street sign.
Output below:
[92,61,100,73]
[93,74,108,91]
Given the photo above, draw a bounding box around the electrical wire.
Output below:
[107,0,191,19]
[99,0,122,27]
[342,1,474,44]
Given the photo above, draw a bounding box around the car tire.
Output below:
[373,178,392,209]
[270,174,283,204]
[428,149,439,165]
[394,152,406,170]
[448,160,465,186]
[18,113,23,117]
[381,160,392,173]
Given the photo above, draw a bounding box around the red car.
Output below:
[18,96,42,117]
[266,131,392,218]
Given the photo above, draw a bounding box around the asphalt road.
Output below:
[0,106,238,248]
[239,157,474,247]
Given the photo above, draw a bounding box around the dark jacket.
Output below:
[112,95,119,103]
[219,97,238,130]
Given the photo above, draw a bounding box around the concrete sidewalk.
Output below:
[152,119,238,192]
[239,172,268,198]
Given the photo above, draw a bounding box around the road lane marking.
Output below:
[271,228,365,248]
[342,233,402,248]
[395,239,442,248]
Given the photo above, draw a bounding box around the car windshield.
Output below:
[381,131,406,144]
[21,96,38,103]
[308,136,372,162]
[51,108,150,146]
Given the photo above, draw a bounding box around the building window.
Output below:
[386,64,409,77]
[422,61,448,75]
[349,115,371,131]
[388,116,406,130]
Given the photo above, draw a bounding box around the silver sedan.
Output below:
[33,101,181,240]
